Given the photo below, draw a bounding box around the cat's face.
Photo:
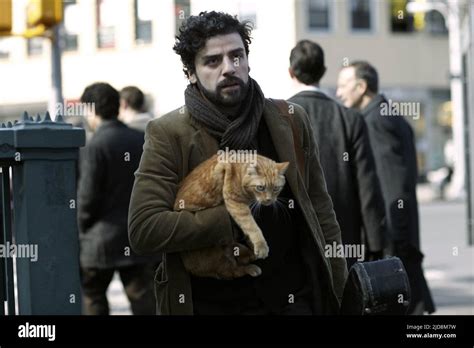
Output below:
[243,160,289,206]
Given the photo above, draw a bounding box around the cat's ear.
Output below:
[276,162,290,175]
[246,165,258,176]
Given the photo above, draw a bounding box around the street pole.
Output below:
[48,25,63,120]
[446,0,466,200]
[407,0,466,200]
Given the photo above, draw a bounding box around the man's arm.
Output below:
[128,120,234,255]
[348,112,386,253]
[77,144,105,233]
[365,116,413,243]
[294,105,348,300]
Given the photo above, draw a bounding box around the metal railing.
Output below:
[0,112,85,314]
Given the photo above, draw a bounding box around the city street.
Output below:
[420,201,474,315]
[108,201,474,315]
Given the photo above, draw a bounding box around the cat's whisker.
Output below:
[271,201,280,220]
[277,197,290,204]
[274,200,292,223]
[255,202,264,220]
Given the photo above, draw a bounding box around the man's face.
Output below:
[336,67,364,109]
[189,33,249,107]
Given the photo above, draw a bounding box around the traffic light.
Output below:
[0,0,12,33]
[413,0,426,31]
[26,0,62,28]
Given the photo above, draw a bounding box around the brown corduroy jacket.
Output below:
[128,99,348,315]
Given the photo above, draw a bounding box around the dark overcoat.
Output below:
[289,91,386,267]
[361,94,435,313]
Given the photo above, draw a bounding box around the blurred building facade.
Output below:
[0,0,454,176]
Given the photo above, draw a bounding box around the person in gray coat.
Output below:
[119,86,154,132]
[336,61,435,314]
[288,41,386,268]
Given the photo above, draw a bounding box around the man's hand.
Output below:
[232,242,257,265]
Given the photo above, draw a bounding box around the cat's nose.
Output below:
[262,199,273,206]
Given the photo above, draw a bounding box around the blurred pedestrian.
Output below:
[336,61,435,314]
[288,41,386,268]
[78,82,157,315]
[119,86,154,132]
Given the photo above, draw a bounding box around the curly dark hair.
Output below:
[173,11,253,78]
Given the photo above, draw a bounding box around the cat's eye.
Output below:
[255,185,265,192]
[273,186,282,192]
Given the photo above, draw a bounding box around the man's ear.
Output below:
[357,79,368,95]
[119,98,128,110]
[188,71,197,84]
[288,67,295,79]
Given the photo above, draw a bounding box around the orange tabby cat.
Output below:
[174,153,289,280]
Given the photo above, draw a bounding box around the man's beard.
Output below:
[197,76,249,107]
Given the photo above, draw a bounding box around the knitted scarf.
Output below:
[184,77,265,150]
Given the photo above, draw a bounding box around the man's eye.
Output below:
[255,185,265,192]
[206,58,218,65]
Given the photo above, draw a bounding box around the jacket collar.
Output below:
[261,100,300,197]
[362,94,387,116]
[95,119,125,133]
[291,89,330,101]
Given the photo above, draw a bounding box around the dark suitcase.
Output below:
[340,257,411,315]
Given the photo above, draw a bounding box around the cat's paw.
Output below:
[245,264,262,277]
[253,241,269,259]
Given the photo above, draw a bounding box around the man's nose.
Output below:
[222,56,236,75]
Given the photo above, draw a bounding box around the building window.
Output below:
[135,0,153,44]
[97,0,116,48]
[350,0,371,31]
[175,0,190,36]
[27,37,43,56]
[425,10,448,35]
[390,0,414,32]
[308,0,331,31]
[63,0,79,51]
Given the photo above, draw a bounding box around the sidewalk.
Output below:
[420,200,474,315]
[108,273,132,315]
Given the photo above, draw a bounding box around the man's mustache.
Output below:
[217,77,245,89]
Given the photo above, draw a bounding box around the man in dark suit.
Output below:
[288,41,386,268]
[336,61,435,314]
[78,82,157,315]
